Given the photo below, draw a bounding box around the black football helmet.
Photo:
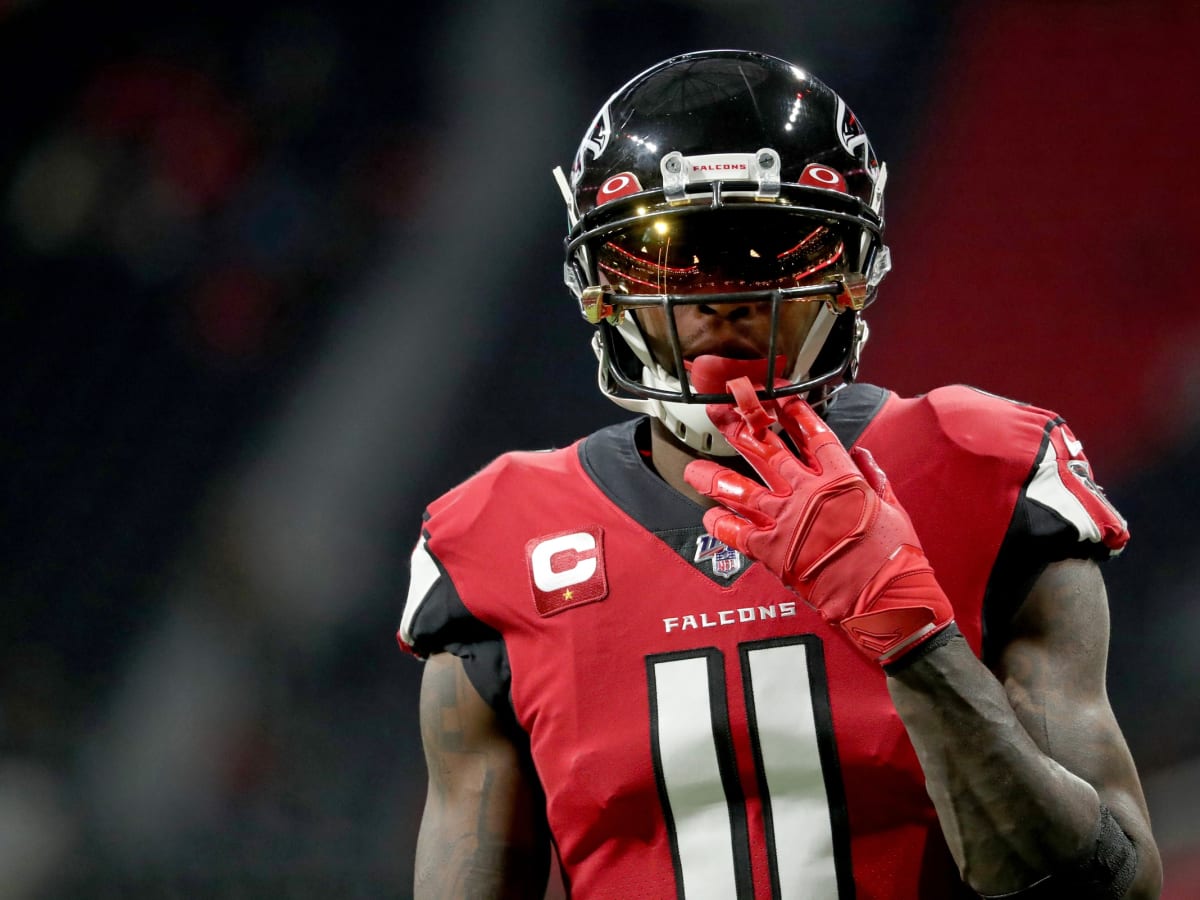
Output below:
[554,49,891,454]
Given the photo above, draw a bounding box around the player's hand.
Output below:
[683,376,954,665]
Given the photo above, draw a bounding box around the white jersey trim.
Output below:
[399,535,441,651]
[1025,438,1103,544]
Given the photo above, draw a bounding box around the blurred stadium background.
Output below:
[2,0,1197,896]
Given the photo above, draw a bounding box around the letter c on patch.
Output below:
[530,532,597,592]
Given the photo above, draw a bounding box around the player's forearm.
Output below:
[414,812,548,900]
[885,630,1102,896]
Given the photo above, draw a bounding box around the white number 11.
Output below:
[646,636,854,899]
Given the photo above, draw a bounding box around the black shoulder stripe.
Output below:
[404,556,493,654]
[980,417,1108,664]
[447,637,517,730]
[825,383,889,448]
[402,539,516,720]
[411,576,516,723]
[981,421,1055,664]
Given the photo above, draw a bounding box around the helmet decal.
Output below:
[597,172,643,206]
[686,156,750,176]
[799,163,848,193]
[835,96,880,183]
[581,103,613,163]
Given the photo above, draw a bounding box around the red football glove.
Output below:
[683,376,954,665]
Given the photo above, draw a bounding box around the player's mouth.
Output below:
[685,354,788,395]
[683,337,768,361]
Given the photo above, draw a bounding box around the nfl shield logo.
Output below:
[694,534,743,579]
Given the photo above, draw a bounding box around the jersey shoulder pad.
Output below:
[424,444,584,540]
[398,442,583,658]
[397,532,512,713]
[397,531,484,658]
[921,385,1128,556]
[919,385,1059,460]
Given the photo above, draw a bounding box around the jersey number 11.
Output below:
[646,635,855,899]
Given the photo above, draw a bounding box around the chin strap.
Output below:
[593,332,743,456]
[788,304,837,384]
[592,307,860,455]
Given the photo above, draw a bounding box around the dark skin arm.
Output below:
[415,651,551,900]
[887,558,1162,898]
[657,406,1162,897]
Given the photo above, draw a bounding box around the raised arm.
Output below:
[683,387,1160,896]
[886,558,1161,898]
[415,651,551,899]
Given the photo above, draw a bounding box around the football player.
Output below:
[399,50,1161,899]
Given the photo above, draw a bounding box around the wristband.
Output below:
[980,805,1137,899]
[881,621,962,676]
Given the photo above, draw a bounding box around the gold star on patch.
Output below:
[562,589,574,601]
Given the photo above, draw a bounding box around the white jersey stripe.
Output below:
[746,642,839,899]
[399,535,442,651]
[653,656,740,899]
[1025,437,1103,543]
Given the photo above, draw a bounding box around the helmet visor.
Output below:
[594,209,848,296]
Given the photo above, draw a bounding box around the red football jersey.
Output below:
[399,384,1128,900]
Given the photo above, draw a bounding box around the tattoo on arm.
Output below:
[415,653,549,899]
[887,560,1160,898]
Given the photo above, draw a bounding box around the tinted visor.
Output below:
[595,210,848,295]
